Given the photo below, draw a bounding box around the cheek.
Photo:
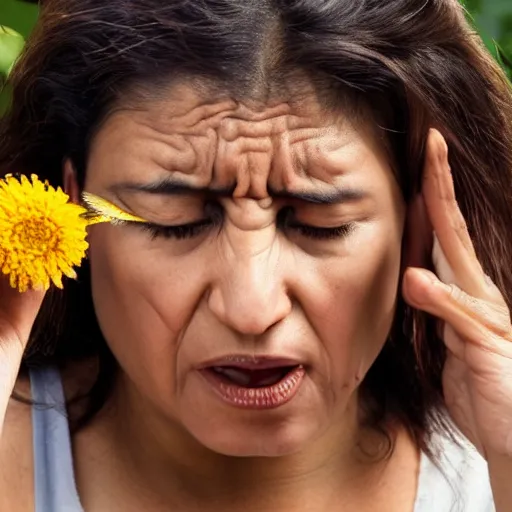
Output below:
[87,226,206,390]
[87,209,402,410]
[297,220,403,389]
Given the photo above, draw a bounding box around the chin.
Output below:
[195,424,319,457]
[173,370,335,457]
[180,407,325,457]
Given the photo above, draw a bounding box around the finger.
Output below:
[403,267,512,354]
[0,277,45,432]
[442,353,485,455]
[432,233,456,284]
[443,323,466,360]
[433,233,506,305]
[0,278,45,345]
[422,129,487,297]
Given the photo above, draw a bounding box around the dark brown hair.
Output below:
[1,0,511,455]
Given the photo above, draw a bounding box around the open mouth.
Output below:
[200,364,306,410]
[209,365,298,388]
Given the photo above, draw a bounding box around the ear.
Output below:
[401,193,433,273]
[62,159,80,204]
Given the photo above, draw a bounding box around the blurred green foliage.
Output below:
[464,0,512,76]
[0,0,38,40]
[0,0,38,114]
[0,0,511,115]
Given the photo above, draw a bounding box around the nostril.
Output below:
[206,250,292,334]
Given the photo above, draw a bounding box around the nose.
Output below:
[208,245,292,336]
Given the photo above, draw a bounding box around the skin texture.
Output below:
[2,82,512,511]
[83,84,405,458]
[67,83,416,510]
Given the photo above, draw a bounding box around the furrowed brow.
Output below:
[111,178,366,205]
[111,179,235,196]
[271,188,366,205]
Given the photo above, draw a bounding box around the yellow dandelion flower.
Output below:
[0,174,89,292]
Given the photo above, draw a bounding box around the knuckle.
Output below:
[490,303,512,338]
[446,286,512,339]
[447,285,481,314]
[447,283,466,304]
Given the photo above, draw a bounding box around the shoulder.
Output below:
[0,375,34,512]
[0,363,91,512]
[415,430,495,512]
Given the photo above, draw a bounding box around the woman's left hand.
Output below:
[402,129,512,460]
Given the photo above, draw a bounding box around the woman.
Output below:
[0,0,511,510]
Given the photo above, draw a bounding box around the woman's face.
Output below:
[83,83,405,457]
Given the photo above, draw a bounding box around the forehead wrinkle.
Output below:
[270,131,305,192]
[305,146,354,188]
[128,117,219,180]
[221,140,271,198]
[200,121,351,197]
[154,125,353,197]
[245,150,273,198]
[224,101,292,121]
[169,132,218,183]
[288,126,341,146]
[136,97,237,135]
[108,115,206,177]
[137,97,312,140]
[179,100,237,128]
[105,94,375,202]
[218,112,317,141]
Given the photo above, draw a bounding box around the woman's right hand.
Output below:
[0,277,44,436]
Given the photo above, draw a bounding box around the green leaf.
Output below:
[0,25,25,78]
[0,0,39,40]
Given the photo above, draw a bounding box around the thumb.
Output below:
[0,277,45,433]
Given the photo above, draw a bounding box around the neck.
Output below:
[95,374,418,511]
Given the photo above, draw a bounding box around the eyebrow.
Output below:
[110,178,366,205]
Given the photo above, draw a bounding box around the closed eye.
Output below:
[134,218,354,241]
[278,206,355,240]
[138,218,216,240]
[286,222,355,240]
[125,205,354,242]
[131,200,223,240]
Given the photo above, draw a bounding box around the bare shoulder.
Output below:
[0,375,34,512]
[0,360,98,511]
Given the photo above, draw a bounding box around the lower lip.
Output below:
[199,366,306,410]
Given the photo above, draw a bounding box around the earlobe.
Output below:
[62,159,81,204]
[402,193,433,273]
